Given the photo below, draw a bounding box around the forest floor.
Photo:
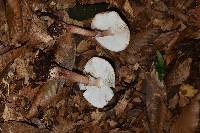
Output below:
[0,0,200,133]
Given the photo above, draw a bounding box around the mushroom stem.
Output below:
[66,24,111,37]
[50,67,100,86]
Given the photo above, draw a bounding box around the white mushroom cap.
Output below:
[91,11,130,52]
[79,57,115,108]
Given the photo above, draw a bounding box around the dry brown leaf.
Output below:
[2,104,23,121]
[91,110,105,124]
[153,18,186,32]
[164,54,176,65]
[2,105,17,121]
[107,119,117,128]
[117,66,134,83]
[153,31,180,51]
[5,0,24,44]
[78,0,107,4]
[54,0,76,9]
[170,93,200,133]
[19,84,41,100]
[82,124,102,133]
[0,46,26,72]
[26,80,62,118]
[76,39,95,53]
[178,93,190,107]
[169,92,191,109]
[168,8,189,23]
[55,31,75,69]
[144,71,169,133]
[169,94,179,109]
[0,121,48,133]
[168,0,193,11]
[119,29,161,65]
[152,0,168,12]
[30,21,53,44]
[166,58,192,86]
[189,6,200,28]
[11,58,30,85]
[115,95,129,116]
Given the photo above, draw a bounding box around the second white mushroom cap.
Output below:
[91,11,130,52]
[79,57,115,108]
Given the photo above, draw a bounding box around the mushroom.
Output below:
[49,57,115,108]
[65,11,130,52]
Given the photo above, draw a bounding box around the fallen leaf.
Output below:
[153,31,180,52]
[115,96,128,115]
[5,0,24,44]
[26,80,62,118]
[166,58,192,86]
[77,39,95,53]
[55,32,75,69]
[0,121,48,133]
[178,93,190,107]
[143,71,169,133]
[168,94,179,109]
[11,58,30,85]
[170,93,200,133]
[179,84,198,98]
[91,110,105,124]
[2,104,23,121]
[118,65,134,83]
[0,46,26,72]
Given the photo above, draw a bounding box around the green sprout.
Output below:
[155,50,166,81]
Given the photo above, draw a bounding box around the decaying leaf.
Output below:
[143,71,169,133]
[2,105,16,121]
[76,39,94,53]
[1,0,200,132]
[26,80,61,118]
[55,32,75,69]
[5,0,24,44]
[168,84,196,110]
[117,65,135,83]
[169,94,179,109]
[0,46,26,72]
[0,121,49,133]
[178,92,190,107]
[30,21,53,44]
[115,96,129,115]
[166,58,192,86]
[153,31,180,51]
[11,58,30,85]
[119,29,161,65]
[91,110,105,124]
[82,124,102,133]
[2,104,23,121]
[170,93,200,133]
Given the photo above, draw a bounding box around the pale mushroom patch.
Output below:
[79,57,115,108]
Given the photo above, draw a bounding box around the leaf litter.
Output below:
[0,0,200,132]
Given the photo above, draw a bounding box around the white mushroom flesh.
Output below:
[79,57,115,108]
[91,11,130,52]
